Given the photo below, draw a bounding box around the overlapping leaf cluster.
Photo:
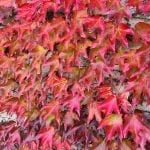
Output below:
[0,0,149,149]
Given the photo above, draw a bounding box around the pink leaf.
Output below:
[99,114,123,141]
[87,101,102,123]
[124,114,150,149]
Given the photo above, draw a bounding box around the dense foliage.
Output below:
[0,0,150,149]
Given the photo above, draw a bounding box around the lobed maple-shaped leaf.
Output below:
[98,95,120,115]
[111,23,134,47]
[63,94,83,116]
[16,0,57,22]
[124,73,150,104]
[112,45,149,77]
[2,97,26,122]
[87,101,102,123]
[97,86,120,115]
[79,67,96,91]
[91,59,112,85]
[40,99,60,125]
[0,121,20,149]
[46,74,68,98]
[44,54,61,78]
[84,16,105,33]
[99,114,123,141]
[36,126,55,149]
[38,18,66,50]
[123,114,150,149]
[98,86,113,99]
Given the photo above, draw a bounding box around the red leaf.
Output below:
[91,60,112,85]
[123,114,150,149]
[127,0,140,9]
[99,114,123,141]
[117,94,132,113]
[98,86,113,99]
[46,74,68,98]
[139,1,150,14]
[98,95,120,115]
[111,23,134,47]
[63,94,83,116]
[87,101,102,123]
[98,86,120,115]
[135,22,150,43]
[40,99,60,125]
[36,127,55,149]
